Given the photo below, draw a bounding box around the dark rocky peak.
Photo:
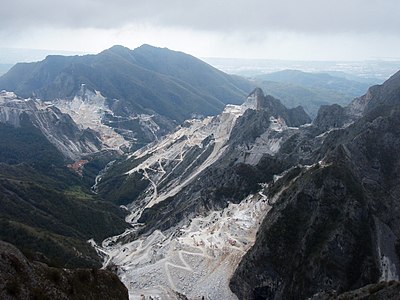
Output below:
[107,44,132,53]
[246,87,264,110]
[382,69,400,93]
[100,45,135,62]
[313,103,349,133]
[246,87,311,127]
[312,69,400,134]
[348,69,400,117]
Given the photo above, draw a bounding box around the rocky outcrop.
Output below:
[0,91,102,160]
[0,241,128,300]
[347,70,400,116]
[230,72,400,299]
[99,88,311,236]
[313,103,350,133]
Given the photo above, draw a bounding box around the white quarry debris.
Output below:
[98,192,271,300]
[95,94,300,299]
[54,88,129,151]
[235,116,299,166]
[0,90,101,160]
[375,218,400,281]
[125,96,259,210]
[269,116,288,132]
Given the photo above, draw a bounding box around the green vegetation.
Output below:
[0,119,128,268]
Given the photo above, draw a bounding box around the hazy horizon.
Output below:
[1,45,400,80]
[1,1,400,61]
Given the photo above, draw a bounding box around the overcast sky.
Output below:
[1,0,400,60]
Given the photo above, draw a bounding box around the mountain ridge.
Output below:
[0,44,253,123]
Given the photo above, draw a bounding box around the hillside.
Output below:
[88,71,400,299]
[0,93,129,268]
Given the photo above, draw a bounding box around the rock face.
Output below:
[0,90,102,160]
[229,70,400,299]
[98,89,311,234]
[92,72,400,299]
[0,89,129,268]
[94,89,314,298]
[0,241,128,300]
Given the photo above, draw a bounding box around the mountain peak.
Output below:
[246,87,265,110]
[100,45,133,59]
[107,45,131,52]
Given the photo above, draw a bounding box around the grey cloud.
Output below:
[1,0,400,35]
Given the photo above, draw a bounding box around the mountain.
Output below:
[230,70,400,299]
[0,91,103,160]
[0,90,130,268]
[254,70,374,117]
[0,45,253,150]
[88,71,400,299]
[2,43,400,299]
[90,89,312,298]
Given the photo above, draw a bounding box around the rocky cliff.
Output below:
[230,70,400,299]
[0,90,102,160]
[0,241,128,300]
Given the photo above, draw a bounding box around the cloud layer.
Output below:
[1,0,400,60]
[1,0,400,34]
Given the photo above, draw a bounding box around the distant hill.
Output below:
[0,45,253,123]
[0,64,13,76]
[254,69,375,117]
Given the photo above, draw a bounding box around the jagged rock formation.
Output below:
[230,70,400,299]
[94,71,400,299]
[0,241,128,300]
[98,88,310,233]
[93,88,312,298]
[0,90,102,160]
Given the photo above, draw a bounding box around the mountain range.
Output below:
[1,45,400,299]
[89,70,400,299]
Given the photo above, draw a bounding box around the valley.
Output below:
[1,44,400,300]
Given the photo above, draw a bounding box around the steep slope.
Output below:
[94,89,311,298]
[0,91,103,160]
[0,93,129,268]
[230,70,400,299]
[0,241,128,300]
[95,71,400,299]
[97,88,310,231]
